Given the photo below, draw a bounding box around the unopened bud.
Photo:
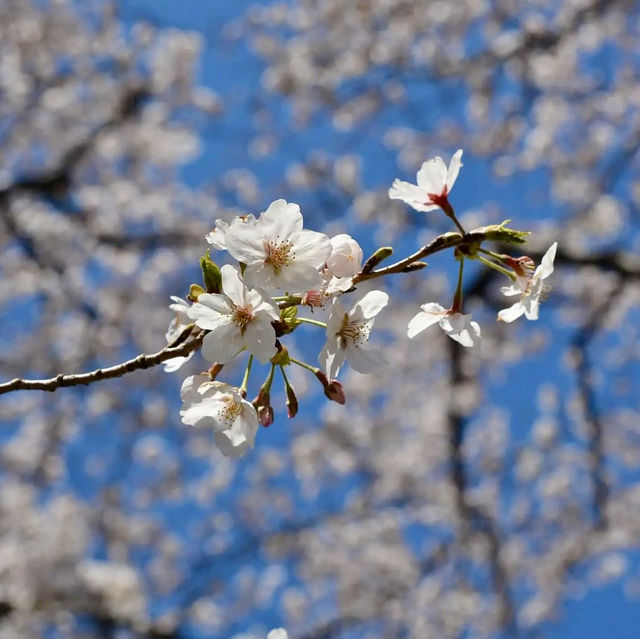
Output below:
[257,404,274,427]
[188,284,205,301]
[200,253,223,293]
[253,381,274,427]
[400,261,428,273]
[313,370,346,405]
[361,246,393,274]
[285,383,298,418]
[325,380,346,404]
[470,221,530,245]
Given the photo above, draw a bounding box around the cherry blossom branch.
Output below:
[353,231,465,283]
[0,328,203,396]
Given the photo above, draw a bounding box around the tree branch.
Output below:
[0,329,203,396]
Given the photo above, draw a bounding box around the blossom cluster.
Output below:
[171,198,387,457]
[171,150,557,458]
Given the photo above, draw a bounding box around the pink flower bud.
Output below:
[325,380,346,405]
[313,370,346,404]
[257,404,274,427]
[285,384,299,418]
[253,384,274,427]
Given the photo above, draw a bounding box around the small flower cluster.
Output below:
[390,150,557,347]
[171,199,386,457]
[169,151,557,457]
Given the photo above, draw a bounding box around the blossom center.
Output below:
[216,395,243,427]
[264,238,294,272]
[426,188,449,208]
[337,313,370,349]
[232,306,254,334]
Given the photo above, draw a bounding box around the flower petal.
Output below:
[416,157,448,194]
[535,241,557,280]
[407,309,442,338]
[243,319,277,364]
[187,295,232,330]
[220,264,246,307]
[353,290,388,320]
[214,430,251,457]
[346,341,386,374]
[290,229,332,267]
[225,224,268,264]
[388,179,439,212]
[497,301,525,323]
[201,324,244,363]
[444,317,481,348]
[260,199,303,238]
[164,351,194,373]
[445,149,463,192]
[319,336,344,379]
[500,284,523,297]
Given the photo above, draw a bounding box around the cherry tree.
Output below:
[1,1,639,638]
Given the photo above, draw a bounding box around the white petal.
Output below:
[497,301,525,323]
[523,296,540,320]
[440,312,468,334]
[201,324,244,363]
[180,374,208,402]
[388,179,427,202]
[169,295,189,308]
[220,264,246,307]
[205,219,229,250]
[187,295,232,330]
[445,149,463,192]
[420,301,447,315]
[407,309,442,338]
[416,157,448,194]
[163,351,194,373]
[388,179,439,212]
[442,315,481,348]
[225,224,268,264]
[352,290,388,320]
[252,292,280,320]
[319,336,344,379]
[326,297,346,335]
[500,284,523,297]
[243,319,277,364]
[346,342,386,373]
[260,199,303,238]
[276,261,324,293]
[214,430,250,457]
[535,241,557,280]
[290,229,332,267]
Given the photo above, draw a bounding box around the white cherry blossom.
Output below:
[326,233,363,278]
[180,375,259,458]
[206,214,257,250]
[187,265,279,364]
[498,242,558,322]
[164,296,194,372]
[408,302,481,348]
[224,199,331,293]
[319,290,388,378]
[389,149,463,212]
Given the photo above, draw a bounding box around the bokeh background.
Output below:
[1,0,640,637]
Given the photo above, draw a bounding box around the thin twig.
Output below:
[353,231,465,283]
[0,328,203,396]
